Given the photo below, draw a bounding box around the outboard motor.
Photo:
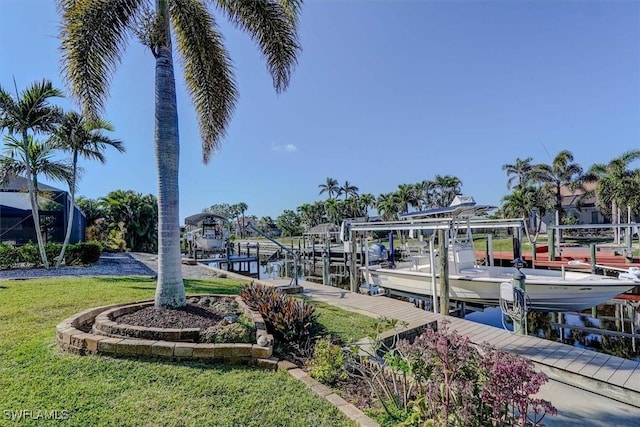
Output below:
[368,243,388,265]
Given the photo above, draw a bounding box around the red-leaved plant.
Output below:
[359,322,556,426]
[479,344,557,426]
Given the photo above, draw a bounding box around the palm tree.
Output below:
[50,111,125,267]
[324,198,341,224]
[376,192,403,221]
[502,157,533,190]
[0,79,63,268]
[59,0,301,308]
[358,193,376,219]
[395,183,419,213]
[1,136,74,249]
[318,177,340,199]
[433,174,462,206]
[531,150,584,227]
[531,150,584,248]
[232,202,248,238]
[586,150,640,242]
[414,180,435,210]
[339,180,359,199]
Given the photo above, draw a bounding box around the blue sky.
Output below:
[1,0,638,222]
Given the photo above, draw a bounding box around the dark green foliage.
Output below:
[0,241,102,268]
[240,283,322,351]
[18,242,40,265]
[65,240,102,265]
[45,243,62,266]
[0,244,19,269]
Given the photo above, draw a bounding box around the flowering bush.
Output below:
[355,322,556,426]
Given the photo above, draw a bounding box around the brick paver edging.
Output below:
[56,295,276,368]
[277,361,381,427]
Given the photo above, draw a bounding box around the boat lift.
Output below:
[247,224,300,287]
[345,215,526,314]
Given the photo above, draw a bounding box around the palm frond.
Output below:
[58,0,145,118]
[279,0,303,29]
[215,0,300,93]
[0,80,63,134]
[171,0,237,163]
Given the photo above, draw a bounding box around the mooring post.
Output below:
[548,229,555,260]
[322,249,329,286]
[349,229,358,292]
[256,243,260,279]
[438,229,449,315]
[590,243,597,273]
[531,242,537,266]
[513,258,527,335]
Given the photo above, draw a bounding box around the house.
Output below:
[539,182,640,228]
[0,176,86,245]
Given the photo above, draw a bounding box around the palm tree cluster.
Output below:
[499,150,640,240]
[0,79,124,268]
[287,175,464,230]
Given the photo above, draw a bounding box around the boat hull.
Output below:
[194,236,225,251]
[364,266,638,312]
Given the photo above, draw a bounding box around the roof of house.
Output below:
[559,182,597,207]
[1,175,63,193]
[307,223,339,235]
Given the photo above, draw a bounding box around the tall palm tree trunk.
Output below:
[22,130,49,269]
[57,152,77,268]
[153,40,186,309]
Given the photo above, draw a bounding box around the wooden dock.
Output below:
[264,278,640,408]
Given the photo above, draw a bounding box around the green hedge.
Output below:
[0,241,103,269]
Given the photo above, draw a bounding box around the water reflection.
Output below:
[466,302,640,361]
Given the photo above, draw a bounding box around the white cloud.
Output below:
[272,144,299,153]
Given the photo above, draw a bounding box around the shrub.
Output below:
[45,243,62,266]
[240,282,281,310]
[63,241,102,265]
[0,243,19,269]
[199,319,255,344]
[308,337,348,385]
[18,243,40,265]
[355,323,555,427]
[240,283,322,355]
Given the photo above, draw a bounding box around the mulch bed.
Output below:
[116,297,237,329]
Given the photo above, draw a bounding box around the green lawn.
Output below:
[0,276,362,426]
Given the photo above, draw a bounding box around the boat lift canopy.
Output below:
[184,213,229,227]
[348,217,524,233]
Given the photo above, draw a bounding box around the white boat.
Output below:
[353,196,640,312]
[183,213,230,255]
[362,242,640,312]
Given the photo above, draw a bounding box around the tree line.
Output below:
[263,150,639,237]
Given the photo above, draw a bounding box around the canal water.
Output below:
[466,303,640,361]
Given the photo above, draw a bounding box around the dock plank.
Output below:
[579,353,612,377]
[593,357,626,382]
[607,359,638,387]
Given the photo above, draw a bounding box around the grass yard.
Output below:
[0,276,367,426]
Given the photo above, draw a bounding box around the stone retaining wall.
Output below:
[56,295,275,368]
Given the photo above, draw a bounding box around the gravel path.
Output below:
[0,252,232,281]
